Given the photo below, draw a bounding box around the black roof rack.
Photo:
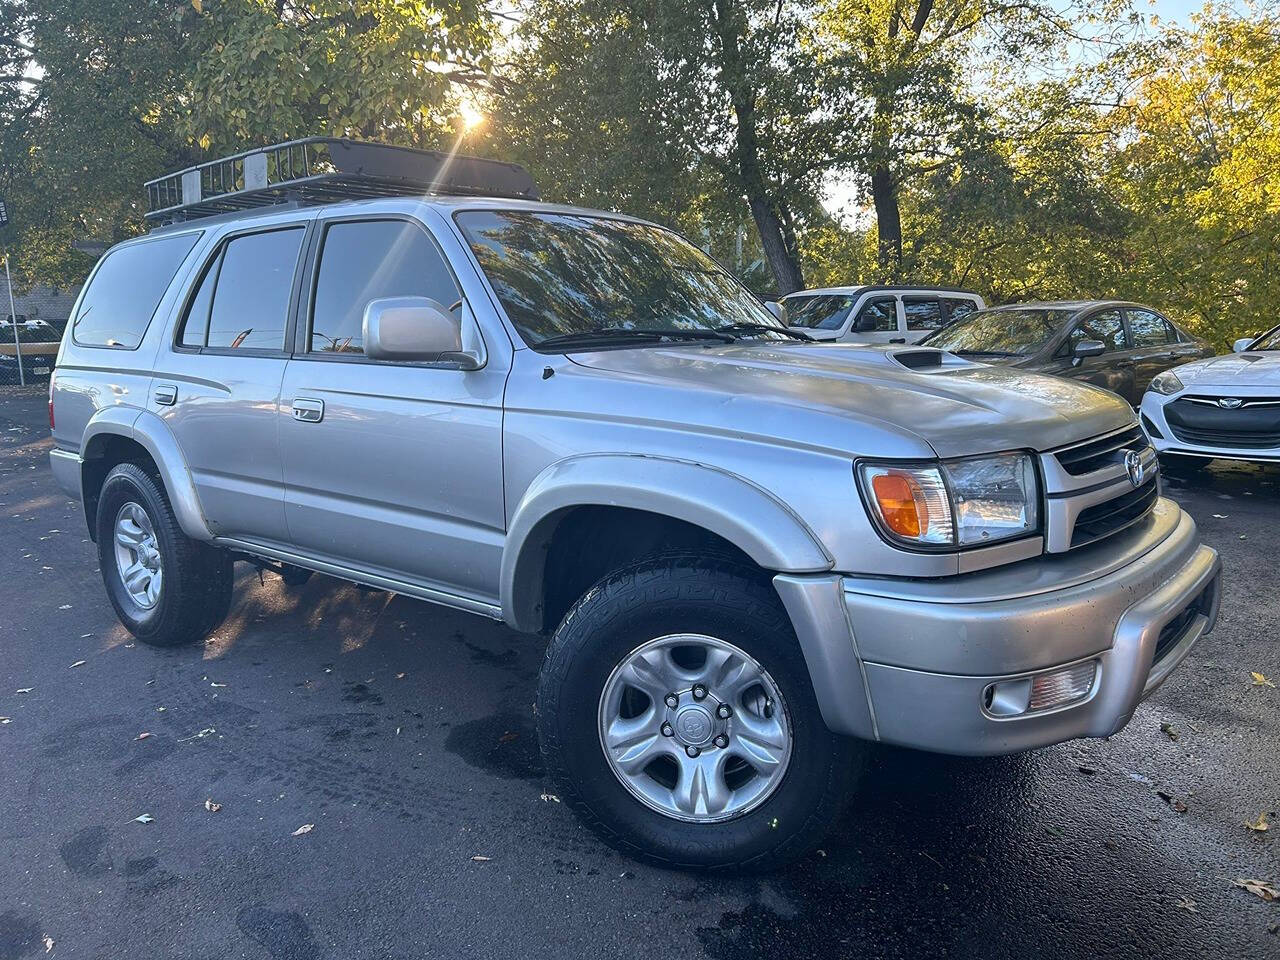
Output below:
[144,137,539,225]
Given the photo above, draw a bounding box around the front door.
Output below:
[278,215,508,606]
[848,296,902,344]
[154,223,309,542]
[1059,308,1137,403]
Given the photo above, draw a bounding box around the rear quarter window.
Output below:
[72,233,200,349]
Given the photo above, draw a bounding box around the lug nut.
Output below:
[691,684,707,700]
[716,703,732,719]
[661,723,674,738]
[713,734,729,749]
[685,745,700,758]
[664,694,679,709]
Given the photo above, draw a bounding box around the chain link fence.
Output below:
[0,318,63,386]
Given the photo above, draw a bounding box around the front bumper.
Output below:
[775,498,1221,755]
[1141,391,1280,462]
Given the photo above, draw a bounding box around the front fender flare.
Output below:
[501,454,833,632]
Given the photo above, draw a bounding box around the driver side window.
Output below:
[1067,310,1128,353]
[855,297,898,333]
[309,218,461,355]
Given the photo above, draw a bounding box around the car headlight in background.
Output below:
[859,453,1039,549]
[1149,370,1184,395]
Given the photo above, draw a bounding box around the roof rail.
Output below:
[144,137,539,224]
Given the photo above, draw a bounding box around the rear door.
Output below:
[1126,307,1200,393]
[277,213,508,604]
[902,296,946,344]
[154,222,309,542]
[1057,308,1137,402]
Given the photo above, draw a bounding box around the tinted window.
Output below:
[178,252,220,348]
[73,233,200,348]
[943,298,979,323]
[787,294,856,330]
[854,298,897,332]
[1128,308,1175,348]
[456,211,780,345]
[904,298,943,331]
[923,308,1073,356]
[204,229,303,350]
[1068,310,1129,352]
[310,220,460,354]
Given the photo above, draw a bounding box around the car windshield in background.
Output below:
[922,308,1074,356]
[786,294,857,330]
[456,211,783,347]
[1249,326,1280,351]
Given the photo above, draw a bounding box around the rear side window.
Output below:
[1127,308,1176,347]
[189,228,303,351]
[904,297,944,332]
[73,233,200,348]
[309,219,460,354]
[854,297,897,332]
[943,298,978,323]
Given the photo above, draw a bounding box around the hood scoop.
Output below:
[889,348,970,372]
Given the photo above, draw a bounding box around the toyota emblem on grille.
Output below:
[1217,397,1243,409]
[1124,450,1145,488]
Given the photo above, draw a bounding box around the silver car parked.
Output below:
[49,140,1221,870]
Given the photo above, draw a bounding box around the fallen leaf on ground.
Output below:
[1211,513,1229,519]
[396,673,405,679]
[69,660,85,668]
[1156,790,1188,813]
[540,793,561,803]
[134,732,152,741]
[16,687,32,694]
[1233,878,1279,902]
[204,799,222,813]
[1246,812,1271,833]
[470,855,491,862]
[42,935,53,953]
[1251,672,1276,688]
[58,604,71,610]
[1175,896,1198,913]
[178,727,216,742]
[132,814,154,824]
[1077,765,1098,775]
[291,823,313,836]
[1160,722,1179,741]
[210,682,227,688]
[0,717,11,724]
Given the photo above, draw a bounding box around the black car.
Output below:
[919,300,1213,405]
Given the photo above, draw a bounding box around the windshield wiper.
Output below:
[950,348,1018,357]
[714,322,814,342]
[536,327,736,349]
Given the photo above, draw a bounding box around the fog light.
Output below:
[984,661,1098,717]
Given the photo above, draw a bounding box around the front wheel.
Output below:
[536,555,864,870]
[96,463,233,647]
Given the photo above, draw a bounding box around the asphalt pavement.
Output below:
[0,384,1276,959]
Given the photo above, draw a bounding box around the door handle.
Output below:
[292,398,324,423]
[153,384,177,406]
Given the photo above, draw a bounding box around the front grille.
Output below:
[1070,478,1159,548]
[1054,425,1147,476]
[1165,397,1280,449]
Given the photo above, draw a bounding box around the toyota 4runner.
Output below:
[49,140,1221,869]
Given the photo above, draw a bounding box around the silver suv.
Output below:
[50,141,1221,870]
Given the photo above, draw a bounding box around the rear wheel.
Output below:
[96,463,233,647]
[536,554,864,870]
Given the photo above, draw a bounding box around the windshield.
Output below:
[786,294,857,330]
[1249,325,1280,351]
[456,210,782,347]
[922,307,1075,356]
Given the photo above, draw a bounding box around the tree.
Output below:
[490,0,833,294]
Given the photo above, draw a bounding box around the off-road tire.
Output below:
[96,462,233,647]
[536,554,864,871]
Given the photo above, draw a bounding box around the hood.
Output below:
[1171,351,1280,388]
[566,343,1134,459]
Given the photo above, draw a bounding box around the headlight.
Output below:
[1149,370,1184,395]
[859,453,1039,549]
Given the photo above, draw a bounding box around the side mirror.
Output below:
[1233,337,1255,353]
[363,297,480,368]
[764,301,786,323]
[1073,339,1106,359]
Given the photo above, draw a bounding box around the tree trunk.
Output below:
[871,163,902,279]
[711,0,805,295]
